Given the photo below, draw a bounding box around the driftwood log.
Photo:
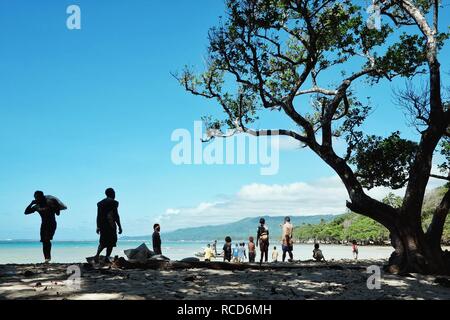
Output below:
[102,257,367,271]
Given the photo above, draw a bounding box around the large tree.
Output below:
[176,0,450,274]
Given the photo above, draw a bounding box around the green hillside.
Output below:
[122,215,335,242]
[294,186,450,245]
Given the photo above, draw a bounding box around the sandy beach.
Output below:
[1,260,450,300]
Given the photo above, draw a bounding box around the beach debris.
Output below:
[23,270,34,277]
[124,243,155,262]
[435,277,450,288]
[183,275,197,282]
[149,254,170,262]
[86,255,110,265]
[180,257,200,263]
[174,293,185,299]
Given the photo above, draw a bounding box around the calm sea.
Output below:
[0,240,394,264]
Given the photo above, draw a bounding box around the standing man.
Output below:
[281,216,294,262]
[94,188,122,263]
[152,223,162,255]
[25,191,67,263]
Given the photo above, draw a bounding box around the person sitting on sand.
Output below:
[352,240,359,260]
[24,191,66,263]
[248,237,256,263]
[272,246,279,263]
[204,243,215,262]
[233,243,240,263]
[313,243,326,262]
[94,188,123,263]
[152,223,162,255]
[222,236,232,262]
[256,218,270,264]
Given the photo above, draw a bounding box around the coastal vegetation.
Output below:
[294,187,450,245]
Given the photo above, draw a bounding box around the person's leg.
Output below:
[289,247,293,260]
[94,244,105,263]
[264,244,269,262]
[42,241,51,261]
[106,246,113,258]
[282,246,286,262]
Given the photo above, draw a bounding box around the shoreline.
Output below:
[1,259,450,300]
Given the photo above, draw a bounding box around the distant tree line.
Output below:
[294,188,450,245]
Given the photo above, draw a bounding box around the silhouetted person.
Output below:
[94,188,122,263]
[223,236,232,262]
[152,223,162,254]
[24,191,66,263]
[256,218,269,264]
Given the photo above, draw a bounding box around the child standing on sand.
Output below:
[238,243,246,262]
[272,246,279,262]
[204,243,215,262]
[223,236,232,262]
[248,237,256,262]
[352,240,359,260]
[233,243,240,263]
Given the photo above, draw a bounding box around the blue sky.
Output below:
[0,1,449,240]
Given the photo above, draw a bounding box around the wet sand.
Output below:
[1,259,450,300]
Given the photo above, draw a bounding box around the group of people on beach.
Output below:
[204,215,360,264]
[24,189,360,264]
[206,217,297,265]
[24,189,129,263]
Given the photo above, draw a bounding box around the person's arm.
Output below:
[114,202,122,234]
[24,201,37,215]
[157,233,161,247]
[256,228,260,247]
[96,205,101,234]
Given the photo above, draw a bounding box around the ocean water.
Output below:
[0,240,395,264]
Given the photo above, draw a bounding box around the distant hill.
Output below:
[121,215,335,242]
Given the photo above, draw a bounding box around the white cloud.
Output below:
[157,169,447,231]
[165,208,181,215]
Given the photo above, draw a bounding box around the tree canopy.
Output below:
[177,0,450,274]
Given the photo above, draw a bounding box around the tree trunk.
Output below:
[387,219,450,275]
